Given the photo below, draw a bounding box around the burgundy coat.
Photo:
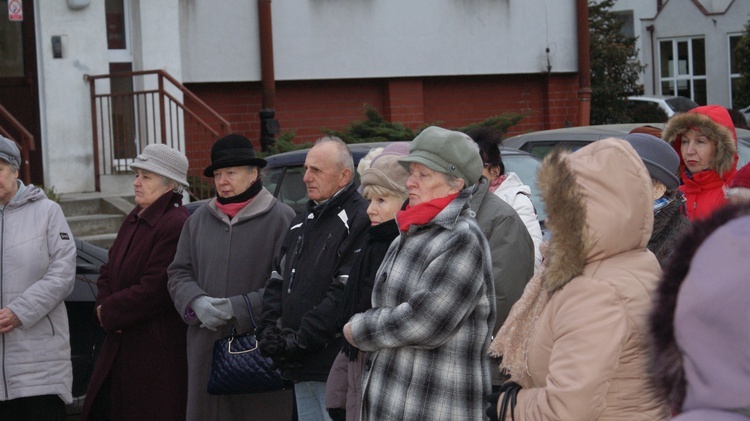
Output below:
[82,192,189,421]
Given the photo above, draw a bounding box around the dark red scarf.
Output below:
[396,193,458,232]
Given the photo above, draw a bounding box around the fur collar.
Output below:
[662,107,738,178]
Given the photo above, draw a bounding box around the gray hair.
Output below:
[315,136,355,175]
[159,174,183,194]
[441,172,465,191]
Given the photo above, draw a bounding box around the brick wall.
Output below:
[184,72,580,160]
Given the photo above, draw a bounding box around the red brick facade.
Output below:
[183,73,580,180]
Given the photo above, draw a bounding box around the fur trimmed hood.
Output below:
[648,202,750,414]
[537,138,654,293]
[662,105,738,179]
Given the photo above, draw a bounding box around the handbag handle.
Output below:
[242,293,259,331]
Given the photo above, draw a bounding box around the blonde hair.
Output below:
[362,184,407,202]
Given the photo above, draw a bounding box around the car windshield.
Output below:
[665,97,699,113]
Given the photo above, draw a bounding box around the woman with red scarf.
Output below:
[663,105,739,220]
[344,127,495,420]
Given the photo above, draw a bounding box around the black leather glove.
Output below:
[328,407,346,421]
[258,326,283,357]
[486,381,521,420]
[277,328,305,362]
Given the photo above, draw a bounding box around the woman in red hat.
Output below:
[662,105,739,220]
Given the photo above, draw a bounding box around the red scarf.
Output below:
[396,193,459,232]
[215,198,253,219]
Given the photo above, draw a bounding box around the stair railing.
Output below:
[84,69,231,200]
[0,103,35,184]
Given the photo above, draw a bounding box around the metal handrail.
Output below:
[0,103,35,183]
[84,69,231,199]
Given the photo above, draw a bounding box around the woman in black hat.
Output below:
[168,134,296,420]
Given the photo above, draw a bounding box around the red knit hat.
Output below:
[729,162,750,189]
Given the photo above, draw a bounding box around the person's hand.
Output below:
[96,305,102,324]
[0,308,21,334]
[190,296,232,331]
[343,322,354,345]
[258,326,283,356]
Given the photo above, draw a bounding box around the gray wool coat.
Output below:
[168,188,295,421]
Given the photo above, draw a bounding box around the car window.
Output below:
[502,154,546,222]
[273,165,309,214]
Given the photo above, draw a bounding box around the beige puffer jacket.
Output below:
[508,139,669,420]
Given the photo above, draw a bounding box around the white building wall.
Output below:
[180,0,578,83]
[640,0,750,107]
[35,0,109,193]
[610,0,658,85]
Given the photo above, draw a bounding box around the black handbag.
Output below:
[207,294,292,395]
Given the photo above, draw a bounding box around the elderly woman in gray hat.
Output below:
[0,136,76,420]
[344,126,495,420]
[82,143,191,421]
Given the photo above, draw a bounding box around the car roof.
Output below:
[503,123,667,147]
[265,142,393,168]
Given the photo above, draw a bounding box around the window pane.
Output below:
[692,38,706,76]
[106,0,127,50]
[0,0,24,77]
[730,36,741,74]
[693,79,707,105]
[661,80,674,96]
[731,77,741,108]
[660,41,673,78]
[678,41,689,75]
[677,79,691,99]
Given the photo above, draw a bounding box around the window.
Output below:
[729,34,742,108]
[106,0,132,63]
[0,0,24,78]
[659,38,707,105]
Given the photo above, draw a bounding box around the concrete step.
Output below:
[59,195,134,217]
[76,233,118,250]
[67,214,125,238]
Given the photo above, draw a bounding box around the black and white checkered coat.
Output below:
[349,189,495,420]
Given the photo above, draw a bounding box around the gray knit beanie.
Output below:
[130,143,189,188]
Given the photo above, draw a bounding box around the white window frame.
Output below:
[658,37,707,102]
[108,0,133,64]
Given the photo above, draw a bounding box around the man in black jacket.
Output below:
[259,136,370,420]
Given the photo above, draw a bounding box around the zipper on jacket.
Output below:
[1,209,7,399]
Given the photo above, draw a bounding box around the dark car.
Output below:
[66,239,108,413]
[503,123,750,170]
[261,142,547,223]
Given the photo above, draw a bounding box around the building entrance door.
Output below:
[0,0,42,184]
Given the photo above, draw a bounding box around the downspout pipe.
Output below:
[576,0,592,126]
[258,0,279,151]
[647,25,656,95]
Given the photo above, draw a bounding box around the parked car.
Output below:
[261,142,546,223]
[66,239,108,413]
[627,95,699,117]
[503,123,750,170]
